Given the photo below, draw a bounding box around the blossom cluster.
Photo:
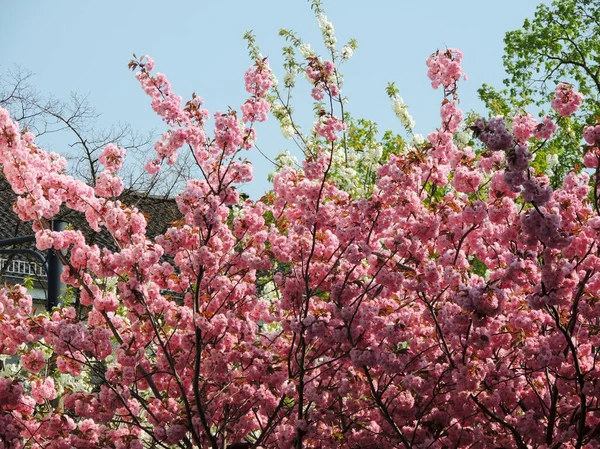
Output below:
[98,143,126,172]
[391,95,415,130]
[426,48,465,91]
[584,122,600,146]
[306,57,340,101]
[472,117,513,151]
[551,82,584,116]
[316,13,336,50]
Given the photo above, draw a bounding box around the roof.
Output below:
[0,175,34,241]
[0,173,181,251]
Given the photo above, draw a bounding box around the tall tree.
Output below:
[478,0,600,182]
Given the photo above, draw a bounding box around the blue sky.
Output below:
[1,1,544,198]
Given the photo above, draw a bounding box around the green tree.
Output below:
[478,0,600,183]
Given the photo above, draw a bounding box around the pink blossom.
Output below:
[315,114,344,142]
[533,115,557,140]
[512,113,538,142]
[142,55,155,72]
[551,82,583,116]
[95,171,125,197]
[0,378,23,409]
[440,100,462,132]
[21,349,46,373]
[98,143,126,172]
[584,147,600,168]
[241,97,270,123]
[426,48,465,91]
[584,123,600,146]
[31,378,57,404]
[451,165,482,193]
[244,60,273,97]
[311,87,325,101]
[145,158,162,174]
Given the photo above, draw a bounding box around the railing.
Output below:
[0,257,47,278]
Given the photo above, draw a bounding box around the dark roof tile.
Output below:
[0,174,181,251]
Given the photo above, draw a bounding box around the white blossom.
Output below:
[546,153,559,177]
[412,134,425,146]
[341,46,353,60]
[391,96,415,130]
[455,130,471,147]
[299,43,313,58]
[363,145,383,167]
[278,150,298,167]
[317,14,337,50]
[261,280,279,302]
[546,153,559,169]
[271,102,286,116]
[231,206,244,219]
[281,124,296,139]
[283,70,296,88]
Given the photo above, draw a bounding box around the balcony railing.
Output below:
[0,257,47,278]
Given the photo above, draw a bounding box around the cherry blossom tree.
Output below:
[2,3,600,448]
